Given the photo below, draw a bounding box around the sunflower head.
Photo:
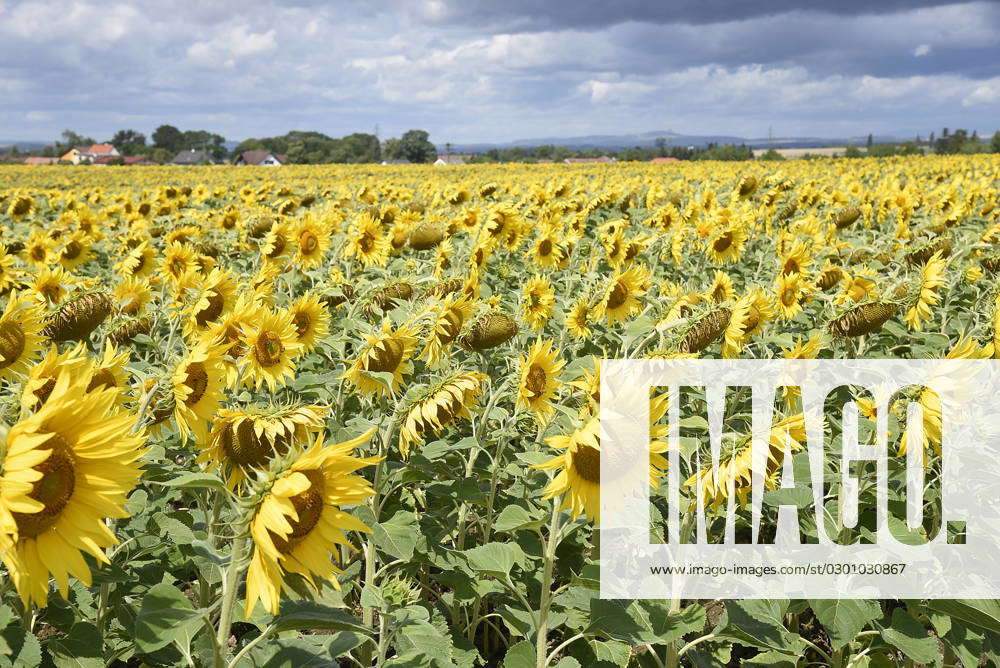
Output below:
[41,291,115,342]
[459,311,518,351]
[398,371,486,457]
[828,300,898,337]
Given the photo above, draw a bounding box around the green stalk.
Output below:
[535,500,563,668]
[215,535,248,664]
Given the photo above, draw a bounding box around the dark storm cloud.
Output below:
[407,0,973,31]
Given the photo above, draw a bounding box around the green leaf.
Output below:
[585,639,631,666]
[501,641,535,668]
[634,601,705,645]
[721,600,799,654]
[157,471,227,492]
[744,650,798,667]
[47,622,103,668]
[585,599,645,642]
[133,583,204,654]
[373,511,420,561]
[271,601,370,634]
[463,542,526,577]
[880,608,937,664]
[494,504,546,533]
[808,599,881,648]
[944,620,984,668]
[926,599,1000,635]
[0,626,41,668]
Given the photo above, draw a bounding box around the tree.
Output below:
[399,129,436,163]
[655,137,667,156]
[844,145,863,158]
[148,148,172,164]
[991,131,1000,153]
[382,138,403,161]
[56,129,95,155]
[866,134,873,148]
[929,131,935,146]
[152,125,184,153]
[110,129,146,155]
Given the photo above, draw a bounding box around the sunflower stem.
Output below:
[535,500,563,668]
[215,535,247,663]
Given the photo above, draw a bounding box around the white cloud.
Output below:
[0,1,138,49]
[578,79,655,103]
[913,43,932,56]
[24,111,50,121]
[963,82,1000,106]
[187,24,277,67]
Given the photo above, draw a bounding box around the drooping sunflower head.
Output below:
[41,291,116,343]
[0,292,45,382]
[342,320,419,398]
[458,310,518,351]
[904,250,947,332]
[398,371,486,457]
[676,305,732,354]
[201,403,328,488]
[829,300,899,338]
[594,264,649,325]
[245,429,379,617]
[419,294,475,366]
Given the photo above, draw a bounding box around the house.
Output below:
[23,157,59,165]
[60,147,85,164]
[171,149,213,165]
[563,156,617,164]
[434,154,469,165]
[650,157,680,163]
[60,143,120,164]
[88,143,119,158]
[234,151,286,166]
[123,156,156,166]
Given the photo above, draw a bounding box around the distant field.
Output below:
[752,146,847,158]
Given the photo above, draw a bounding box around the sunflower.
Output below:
[685,413,806,510]
[6,195,35,221]
[705,270,734,304]
[344,211,390,268]
[565,297,594,340]
[19,344,89,413]
[87,343,131,409]
[172,338,228,443]
[244,430,379,617]
[522,275,555,331]
[517,339,566,422]
[569,361,600,417]
[594,264,649,325]
[706,226,747,264]
[778,240,812,276]
[112,277,153,316]
[161,243,198,284]
[287,292,330,356]
[206,293,262,384]
[419,294,475,366]
[201,404,327,488]
[531,231,566,269]
[774,272,809,320]
[740,288,776,339]
[0,368,145,607]
[23,231,52,267]
[114,241,155,279]
[893,386,941,465]
[0,292,45,382]
[342,321,418,398]
[0,246,22,293]
[720,298,751,358]
[398,371,486,457]
[242,308,302,392]
[28,265,73,305]
[261,221,291,263]
[57,233,92,270]
[534,413,668,523]
[904,250,947,331]
[834,268,878,305]
[184,268,237,337]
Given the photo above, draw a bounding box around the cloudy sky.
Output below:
[2,0,999,144]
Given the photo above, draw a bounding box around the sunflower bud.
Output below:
[460,311,518,350]
[828,301,897,337]
[42,292,115,342]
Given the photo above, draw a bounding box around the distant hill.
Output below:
[443,130,912,153]
[0,140,48,152]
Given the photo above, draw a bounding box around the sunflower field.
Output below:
[0,157,999,667]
